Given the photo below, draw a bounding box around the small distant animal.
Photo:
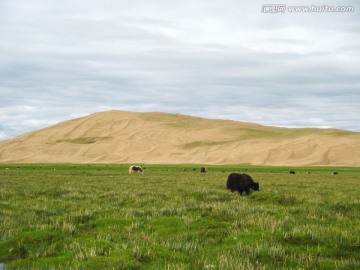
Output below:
[200,167,207,173]
[193,168,197,171]
[332,172,338,175]
[289,171,296,174]
[129,165,143,174]
[226,173,259,195]
[306,171,311,174]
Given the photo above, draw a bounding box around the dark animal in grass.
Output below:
[226,173,259,195]
[200,167,207,173]
[289,171,296,174]
[332,172,338,175]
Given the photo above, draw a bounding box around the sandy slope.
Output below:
[0,110,359,166]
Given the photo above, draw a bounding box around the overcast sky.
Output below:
[1,0,359,140]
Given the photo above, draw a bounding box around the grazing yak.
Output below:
[289,171,296,174]
[200,167,207,173]
[226,173,259,195]
[332,172,339,175]
[129,165,144,174]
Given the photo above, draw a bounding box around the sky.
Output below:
[1,0,360,140]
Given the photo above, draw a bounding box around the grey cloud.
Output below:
[1,0,360,139]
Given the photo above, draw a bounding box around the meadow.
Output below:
[0,164,359,269]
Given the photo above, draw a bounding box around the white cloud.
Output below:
[1,0,360,140]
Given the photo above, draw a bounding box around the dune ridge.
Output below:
[0,110,359,166]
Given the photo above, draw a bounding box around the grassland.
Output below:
[0,164,359,269]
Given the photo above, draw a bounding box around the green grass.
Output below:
[0,164,359,269]
[227,127,357,141]
[138,112,219,129]
[181,140,231,149]
[54,137,112,144]
[178,126,357,148]
[228,127,314,140]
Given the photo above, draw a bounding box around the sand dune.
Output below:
[0,110,359,166]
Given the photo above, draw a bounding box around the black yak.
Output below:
[226,173,259,195]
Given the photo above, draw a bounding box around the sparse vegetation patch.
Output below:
[181,140,230,149]
[55,137,112,144]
